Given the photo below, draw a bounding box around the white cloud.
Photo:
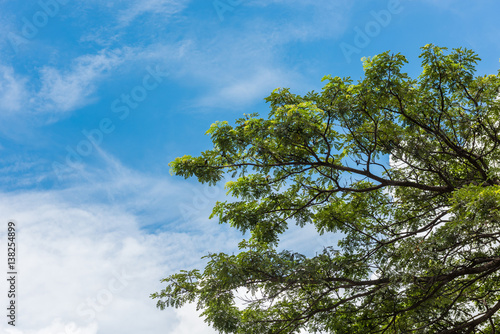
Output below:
[5,319,98,334]
[116,0,189,27]
[36,49,129,114]
[170,304,218,334]
[0,150,241,334]
[0,64,27,113]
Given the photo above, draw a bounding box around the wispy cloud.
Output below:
[196,67,299,109]
[36,49,130,114]
[5,320,98,334]
[247,0,352,41]
[0,64,27,113]
[135,0,352,108]
[116,0,189,27]
[71,0,353,111]
[0,48,136,137]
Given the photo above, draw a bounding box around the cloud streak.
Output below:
[36,50,128,114]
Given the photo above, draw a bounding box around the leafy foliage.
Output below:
[151,45,500,333]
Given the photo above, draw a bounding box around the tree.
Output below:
[151,45,500,333]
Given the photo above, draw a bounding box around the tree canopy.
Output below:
[151,45,500,333]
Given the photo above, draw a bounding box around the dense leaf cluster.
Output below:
[152,45,500,333]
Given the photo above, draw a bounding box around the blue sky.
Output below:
[0,0,499,333]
